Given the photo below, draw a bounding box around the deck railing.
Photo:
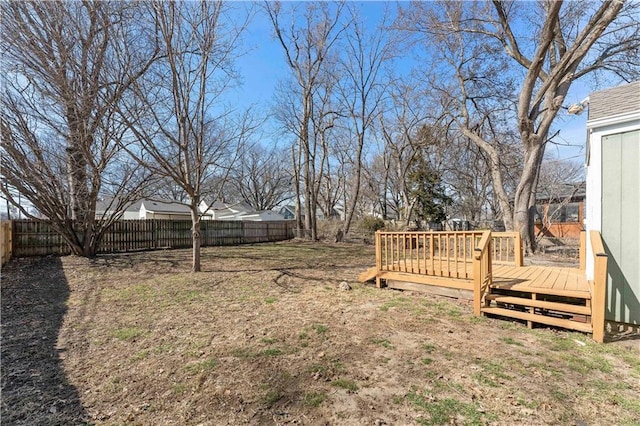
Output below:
[473,230,493,316]
[589,230,608,343]
[491,232,523,266]
[375,231,486,280]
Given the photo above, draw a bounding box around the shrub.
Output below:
[360,216,385,234]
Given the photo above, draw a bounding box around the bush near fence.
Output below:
[10,219,295,258]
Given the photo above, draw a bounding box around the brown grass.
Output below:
[2,241,639,425]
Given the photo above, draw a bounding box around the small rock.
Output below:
[339,281,351,291]
[374,419,386,426]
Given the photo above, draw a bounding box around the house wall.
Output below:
[600,130,640,324]
[586,116,640,279]
[586,115,640,325]
[534,200,584,239]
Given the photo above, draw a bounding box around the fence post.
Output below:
[1,221,12,265]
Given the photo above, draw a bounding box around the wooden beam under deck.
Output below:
[378,271,474,291]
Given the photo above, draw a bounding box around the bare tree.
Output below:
[229,144,293,211]
[1,1,155,257]
[121,1,253,271]
[337,6,392,235]
[378,80,430,224]
[398,0,639,253]
[266,1,347,240]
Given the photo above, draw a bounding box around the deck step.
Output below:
[481,307,593,333]
[358,267,377,283]
[485,295,591,315]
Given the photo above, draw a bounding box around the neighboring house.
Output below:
[202,200,288,221]
[139,200,192,220]
[239,210,286,221]
[95,198,142,220]
[585,80,640,327]
[534,182,586,239]
[278,204,342,221]
[278,205,296,220]
[201,200,254,220]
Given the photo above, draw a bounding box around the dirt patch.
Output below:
[2,241,639,425]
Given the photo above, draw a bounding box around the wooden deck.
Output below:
[492,264,590,298]
[363,230,609,342]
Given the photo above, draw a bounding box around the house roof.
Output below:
[209,200,254,212]
[95,198,142,214]
[537,181,586,202]
[588,81,640,121]
[141,200,191,214]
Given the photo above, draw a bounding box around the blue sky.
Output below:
[2,2,621,214]
[230,2,598,166]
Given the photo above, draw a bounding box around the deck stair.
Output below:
[481,287,593,333]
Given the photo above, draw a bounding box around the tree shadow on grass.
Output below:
[1,256,89,425]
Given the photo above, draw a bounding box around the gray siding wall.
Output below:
[601,130,640,324]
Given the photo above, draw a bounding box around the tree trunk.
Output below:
[343,132,364,235]
[190,207,201,272]
[512,142,545,254]
[291,145,304,234]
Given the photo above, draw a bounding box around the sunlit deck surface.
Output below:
[381,262,590,297]
[491,264,590,298]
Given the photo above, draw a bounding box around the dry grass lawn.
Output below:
[2,241,639,425]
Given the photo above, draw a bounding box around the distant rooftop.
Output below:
[537,181,586,202]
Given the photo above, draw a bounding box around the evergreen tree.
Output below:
[408,149,451,224]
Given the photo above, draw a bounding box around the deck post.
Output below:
[592,254,607,343]
[514,232,523,267]
[579,231,586,270]
[473,250,481,316]
[473,230,492,317]
[590,231,608,343]
[375,231,382,288]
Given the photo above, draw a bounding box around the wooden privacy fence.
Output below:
[10,219,295,257]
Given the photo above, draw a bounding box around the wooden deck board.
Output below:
[379,261,589,299]
[492,265,590,298]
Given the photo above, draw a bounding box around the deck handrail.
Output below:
[589,230,608,343]
[473,230,493,316]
